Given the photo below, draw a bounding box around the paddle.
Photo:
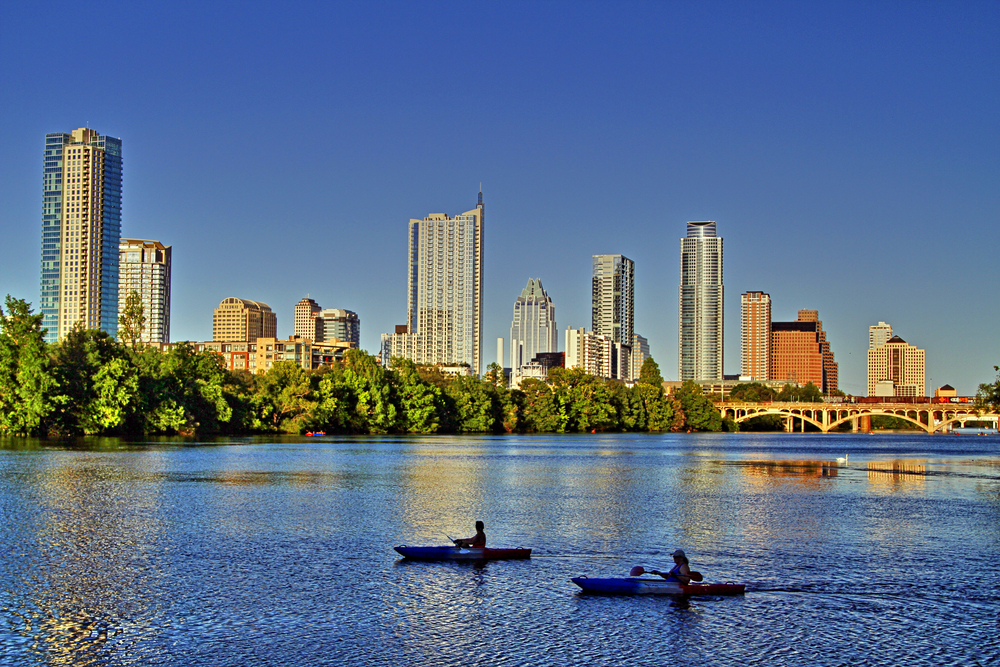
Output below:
[630,565,703,582]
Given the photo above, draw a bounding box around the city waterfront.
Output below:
[1,432,997,666]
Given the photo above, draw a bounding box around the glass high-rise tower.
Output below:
[509,278,557,371]
[679,221,723,381]
[41,128,122,342]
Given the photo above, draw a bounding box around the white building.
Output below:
[630,333,650,381]
[679,221,723,381]
[509,278,557,372]
[869,321,893,349]
[592,254,634,380]
[382,192,484,374]
[118,239,171,343]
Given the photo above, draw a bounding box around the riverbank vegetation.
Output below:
[0,296,727,437]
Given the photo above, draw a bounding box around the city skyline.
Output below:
[2,3,998,394]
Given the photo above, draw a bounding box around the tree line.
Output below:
[0,296,728,437]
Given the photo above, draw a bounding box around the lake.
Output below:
[1,432,998,666]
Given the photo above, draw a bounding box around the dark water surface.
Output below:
[1,432,998,666]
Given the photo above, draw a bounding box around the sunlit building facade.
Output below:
[868,334,925,397]
[592,254,634,380]
[509,278,557,373]
[118,239,171,343]
[212,297,277,343]
[40,128,123,342]
[679,221,723,381]
[740,291,771,381]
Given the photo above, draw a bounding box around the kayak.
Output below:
[572,576,745,596]
[394,545,532,561]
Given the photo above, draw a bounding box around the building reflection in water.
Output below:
[11,450,169,665]
[866,460,927,491]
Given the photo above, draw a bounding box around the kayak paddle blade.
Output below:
[629,566,645,576]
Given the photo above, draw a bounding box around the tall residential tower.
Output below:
[679,221,723,381]
[118,239,171,344]
[383,192,484,374]
[592,254,634,380]
[740,291,771,381]
[41,128,123,342]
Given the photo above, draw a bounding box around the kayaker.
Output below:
[656,549,692,584]
[453,520,486,548]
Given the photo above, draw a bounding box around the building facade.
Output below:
[152,335,353,375]
[630,333,650,381]
[740,291,771,381]
[797,310,838,394]
[318,308,360,347]
[212,297,277,343]
[118,239,171,343]
[564,327,614,379]
[383,192,484,374]
[592,254,635,380]
[869,321,893,349]
[294,298,322,341]
[509,278,557,373]
[768,310,838,394]
[41,127,123,342]
[679,221,723,381]
[868,334,925,397]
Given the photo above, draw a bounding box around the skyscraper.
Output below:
[679,221,723,381]
[384,192,484,374]
[740,291,771,381]
[294,297,322,341]
[318,308,360,347]
[868,334,925,397]
[592,254,634,380]
[869,321,893,349]
[509,278,557,372]
[41,128,123,342]
[118,239,171,343]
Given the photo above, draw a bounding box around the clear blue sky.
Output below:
[1,1,997,395]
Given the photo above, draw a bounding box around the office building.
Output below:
[318,308,360,347]
[769,310,838,394]
[213,297,277,343]
[294,298,322,340]
[382,192,484,374]
[679,221,723,381]
[509,278,557,372]
[592,255,634,380]
[40,127,123,342]
[151,335,353,375]
[118,239,171,343]
[740,291,771,381]
[869,321,893,349]
[868,334,925,397]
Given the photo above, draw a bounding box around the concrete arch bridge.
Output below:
[717,401,999,433]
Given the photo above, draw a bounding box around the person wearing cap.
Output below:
[657,549,692,584]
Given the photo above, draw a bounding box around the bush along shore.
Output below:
[1,296,730,437]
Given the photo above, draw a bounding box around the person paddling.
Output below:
[453,520,486,548]
[656,549,692,584]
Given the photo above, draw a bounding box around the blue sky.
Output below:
[1,1,997,395]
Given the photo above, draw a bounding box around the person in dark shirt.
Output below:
[453,520,486,548]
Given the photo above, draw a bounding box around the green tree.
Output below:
[117,290,146,349]
[49,325,138,434]
[519,378,564,432]
[976,366,1000,413]
[392,358,443,433]
[638,357,664,386]
[252,361,316,432]
[548,367,617,432]
[445,375,499,433]
[342,349,397,433]
[728,382,777,402]
[675,380,723,431]
[0,296,61,436]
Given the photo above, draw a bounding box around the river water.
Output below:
[1,432,997,666]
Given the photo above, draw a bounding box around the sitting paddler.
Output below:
[452,520,486,548]
[650,549,692,584]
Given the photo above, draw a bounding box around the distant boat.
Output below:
[305,431,326,437]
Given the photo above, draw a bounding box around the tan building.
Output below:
[119,239,171,343]
[564,327,614,379]
[213,297,277,343]
[294,297,321,340]
[154,335,354,374]
[935,384,957,398]
[740,291,771,381]
[868,334,926,397]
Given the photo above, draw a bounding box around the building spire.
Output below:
[478,185,483,208]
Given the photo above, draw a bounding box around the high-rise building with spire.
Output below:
[509,278,557,373]
[382,191,484,374]
[679,221,723,381]
[592,254,634,380]
[40,127,123,342]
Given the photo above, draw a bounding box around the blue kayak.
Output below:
[572,576,745,596]
[395,545,532,560]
